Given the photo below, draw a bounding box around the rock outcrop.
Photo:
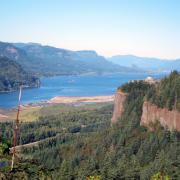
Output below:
[111,90,126,124]
[141,101,180,131]
[111,88,180,131]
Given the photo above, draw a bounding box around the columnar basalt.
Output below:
[141,101,180,131]
[111,90,126,124]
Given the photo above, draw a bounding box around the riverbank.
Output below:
[0,95,114,121]
[47,95,114,104]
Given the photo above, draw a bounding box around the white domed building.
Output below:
[145,76,155,84]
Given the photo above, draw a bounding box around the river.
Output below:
[0,73,167,109]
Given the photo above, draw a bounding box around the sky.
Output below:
[0,0,180,59]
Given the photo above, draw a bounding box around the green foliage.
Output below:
[0,72,179,179]
[147,71,180,111]
[0,137,10,155]
[0,56,38,92]
[0,104,112,145]
[151,172,170,180]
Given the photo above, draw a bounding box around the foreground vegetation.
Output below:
[0,72,179,179]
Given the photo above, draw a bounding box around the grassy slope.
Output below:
[6,102,112,122]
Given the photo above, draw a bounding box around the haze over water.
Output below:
[0,73,166,109]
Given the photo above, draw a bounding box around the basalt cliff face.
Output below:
[111,90,126,123]
[111,91,180,131]
[141,101,180,131]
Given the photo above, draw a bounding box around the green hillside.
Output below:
[0,56,39,92]
[0,72,179,179]
[147,71,180,111]
[0,41,141,76]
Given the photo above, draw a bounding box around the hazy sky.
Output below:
[0,0,180,58]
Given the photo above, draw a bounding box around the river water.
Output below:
[0,73,167,109]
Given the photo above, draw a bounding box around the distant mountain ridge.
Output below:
[0,41,139,76]
[1,41,179,76]
[108,55,180,72]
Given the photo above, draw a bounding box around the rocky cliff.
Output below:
[141,101,180,131]
[111,92,180,131]
[111,90,126,123]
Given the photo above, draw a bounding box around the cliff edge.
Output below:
[141,101,180,131]
[111,90,126,124]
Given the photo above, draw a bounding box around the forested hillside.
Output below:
[120,71,180,112]
[0,41,139,76]
[0,72,179,179]
[0,56,38,92]
[147,71,180,111]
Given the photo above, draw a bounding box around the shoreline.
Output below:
[21,95,114,109]
[47,95,114,104]
[0,95,114,120]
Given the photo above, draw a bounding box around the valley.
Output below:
[0,72,165,108]
[1,1,180,179]
[0,71,179,179]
